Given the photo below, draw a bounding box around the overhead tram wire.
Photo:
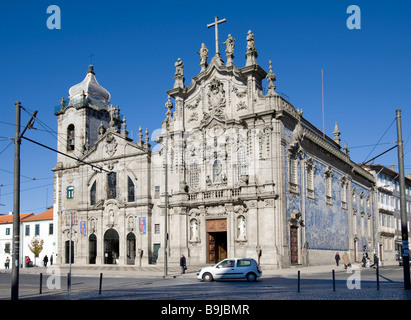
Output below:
[362,117,396,165]
[21,136,108,173]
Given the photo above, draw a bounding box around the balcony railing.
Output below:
[187,188,242,202]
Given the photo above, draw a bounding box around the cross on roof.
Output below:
[207,16,227,56]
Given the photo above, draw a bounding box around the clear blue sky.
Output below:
[0,0,410,214]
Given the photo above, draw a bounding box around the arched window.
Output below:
[67,124,75,151]
[90,181,96,205]
[128,177,135,202]
[67,186,74,199]
[107,172,117,199]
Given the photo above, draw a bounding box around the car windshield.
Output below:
[217,259,235,268]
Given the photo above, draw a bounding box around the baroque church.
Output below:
[52,22,376,269]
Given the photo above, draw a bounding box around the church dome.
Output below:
[68,65,111,107]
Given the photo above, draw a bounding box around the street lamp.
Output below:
[154,98,173,277]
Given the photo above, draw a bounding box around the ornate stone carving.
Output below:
[105,133,117,157]
[207,79,226,111]
[188,112,198,123]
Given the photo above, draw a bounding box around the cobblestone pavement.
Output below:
[1,262,410,301]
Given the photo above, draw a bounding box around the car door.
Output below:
[236,259,251,278]
[214,259,237,279]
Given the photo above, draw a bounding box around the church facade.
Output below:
[52,27,376,269]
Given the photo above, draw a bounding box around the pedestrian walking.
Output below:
[50,254,53,265]
[342,252,351,269]
[43,255,49,267]
[362,253,367,267]
[335,252,340,266]
[371,253,378,268]
[5,257,10,269]
[180,254,186,274]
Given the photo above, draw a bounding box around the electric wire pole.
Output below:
[396,109,410,290]
[11,102,37,300]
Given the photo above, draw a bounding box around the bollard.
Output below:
[376,265,379,290]
[39,273,43,294]
[67,272,71,295]
[297,270,300,293]
[99,272,103,294]
[332,270,336,291]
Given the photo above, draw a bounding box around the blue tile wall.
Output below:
[285,151,371,252]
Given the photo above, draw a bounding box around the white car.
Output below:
[197,258,262,282]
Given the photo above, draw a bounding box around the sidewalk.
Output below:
[8,261,398,278]
[1,261,410,301]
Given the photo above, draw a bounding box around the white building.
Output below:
[0,208,55,268]
[21,207,55,267]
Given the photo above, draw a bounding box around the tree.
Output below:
[28,236,44,266]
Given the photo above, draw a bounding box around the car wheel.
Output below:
[202,272,213,282]
[246,272,257,282]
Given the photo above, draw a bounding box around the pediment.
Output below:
[80,129,148,163]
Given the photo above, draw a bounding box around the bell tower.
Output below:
[54,65,117,167]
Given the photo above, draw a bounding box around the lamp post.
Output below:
[164,123,169,277]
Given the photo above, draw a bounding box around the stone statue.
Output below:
[109,210,114,225]
[198,43,209,66]
[174,58,185,88]
[190,219,199,241]
[246,30,256,52]
[223,34,235,56]
[237,216,246,240]
[174,58,184,77]
[245,30,258,66]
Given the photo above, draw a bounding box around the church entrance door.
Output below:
[104,229,119,264]
[290,226,298,264]
[89,234,97,264]
[206,219,227,264]
[126,232,136,265]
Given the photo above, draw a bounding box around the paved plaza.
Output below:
[0,261,410,301]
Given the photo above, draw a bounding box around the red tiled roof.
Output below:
[0,213,34,224]
[23,207,53,222]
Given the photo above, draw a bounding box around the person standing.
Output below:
[43,255,49,267]
[342,252,350,269]
[335,252,340,266]
[180,254,186,274]
[5,257,10,269]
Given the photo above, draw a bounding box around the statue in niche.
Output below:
[190,219,199,241]
[213,159,223,183]
[237,215,246,240]
[109,210,114,226]
[128,216,135,230]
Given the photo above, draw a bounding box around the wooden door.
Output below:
[207,233,216,263]
[206,219,227,264]
[290,226,298,264]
